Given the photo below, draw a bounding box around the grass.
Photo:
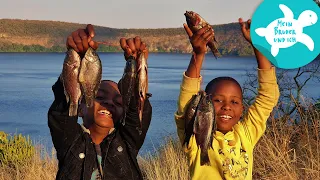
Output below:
[0,106,319,180]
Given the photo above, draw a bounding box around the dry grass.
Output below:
[253,106,320,180]
[0,107,319,180]
[138,138,190,180]
[0,146,57,180]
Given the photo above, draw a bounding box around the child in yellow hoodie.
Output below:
[174,18,280,179]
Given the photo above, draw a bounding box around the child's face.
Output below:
[210,80,243,134]
[80,81,124,129]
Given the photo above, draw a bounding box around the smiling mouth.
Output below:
[98,110,112,117]
[219,115,233,120]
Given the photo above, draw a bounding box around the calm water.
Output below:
[0,53,319,154]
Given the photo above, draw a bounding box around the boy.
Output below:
[174,19,280,179]
[48,24,152,180]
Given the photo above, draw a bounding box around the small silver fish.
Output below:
[61,49,82,116]
[78,47,102,107]
[136,51,148,123]
[193,93,216,166]
[184,11,222,59]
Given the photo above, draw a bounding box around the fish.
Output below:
[184,11,222,59]
[119,55,137,122]
[78,47,102,107]
[136,51,148,123]
[61,49,82,116]
[184,90,204,145]
[193,93,216,166]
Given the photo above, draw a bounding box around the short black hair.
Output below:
[205,77,242,94]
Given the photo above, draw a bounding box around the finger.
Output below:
[238,18,244,25]
[202,28,214,41]
[120,38,128,51]
[238,18,246,33]
[124,47,133,59]
[67,36,79,52]
[140,42,148,59]
[247,19,251,29]
[183,23,193,38]
[126,38,136,53]
[134,36,141,51]
[73,30,84,53]
[194,25,210,40]
[204,34,214,43]
[86,24,95,38]
[79,29,89,52]
[89,41,98,50]
[140,42,146,51]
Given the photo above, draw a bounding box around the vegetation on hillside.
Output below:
[0,19,252,55]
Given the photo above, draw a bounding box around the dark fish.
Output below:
[184,90,204,145]
[193,93,216,166]
[136,51,148,123]
[119,55,137,124]
[78,47,102,107]
[61,49,82,116]
[184,11,222,59]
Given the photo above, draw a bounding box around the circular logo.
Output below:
[251,0,320,69]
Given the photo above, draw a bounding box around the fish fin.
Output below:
[69,103,78,116]
[200,150,211,166]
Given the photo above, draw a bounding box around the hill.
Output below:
[0,19,253,55]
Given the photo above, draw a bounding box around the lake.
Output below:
[0,52,319,154]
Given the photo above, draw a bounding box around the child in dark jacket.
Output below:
[48,24,152,180]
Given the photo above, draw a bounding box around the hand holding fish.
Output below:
[239,18,252,44]
[119,37,149,123]
[184,24,215,55]
[120,36,149,60]
[66,24,98,55]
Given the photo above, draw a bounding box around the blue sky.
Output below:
[0,0,262,28]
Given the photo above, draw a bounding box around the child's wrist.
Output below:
[193,51,205,57]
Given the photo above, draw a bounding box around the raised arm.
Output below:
[118,37,152,153]
[175,24,215,144]
[238,18,280,145]
[48,25,98,160]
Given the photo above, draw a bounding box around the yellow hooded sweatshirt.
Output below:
[175,67,280,180]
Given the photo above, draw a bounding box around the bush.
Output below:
[0,132,35,166]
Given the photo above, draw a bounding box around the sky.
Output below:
[0,0,263,29]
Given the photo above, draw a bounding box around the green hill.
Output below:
[0,19,253,55]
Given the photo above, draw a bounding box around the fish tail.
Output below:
[69,103,78,116]
[139,110,143,122]
[138,96,144,122]
[85,95,94,108]
[208,41,221,59]
[200,150,211,166]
